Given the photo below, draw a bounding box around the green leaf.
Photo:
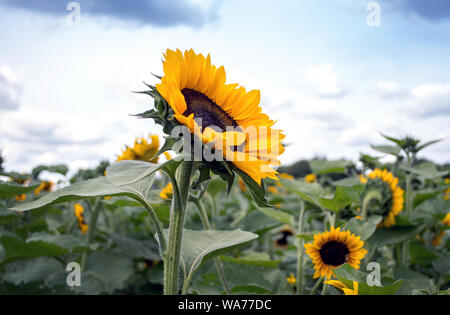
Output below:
[333,264,403,295]
[9,160,176,212]
[309,160,351,175]
[416,139,442,153]
[344,216,378,241]
[3,257,63,285]
[0,182,40,198]
[158,229,258,283]
[220,252,281,268]
[32,164,68,178]
[409,241,439,265]
[370,144,401,156]
[318,185,363,212]
[110,234,160,261]
[0,235,68,265]
[27,233,94,253]
[368,225,423,247]
[233,167,270,208]
[400,162,448,179]
[258,208,295,225]
[280,178,324,205]
[413,190,443,209]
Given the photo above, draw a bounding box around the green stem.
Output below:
[403,154,413,266]
[191,198,231,295]
[141,200,166,255]
[81,199,101,271]
[164,161,193,295]
[310,276,323,295]
[296,201,305,295]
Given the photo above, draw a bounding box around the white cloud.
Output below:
[305,64,346,98]
[410,83,450,117]
[0,65,22,110]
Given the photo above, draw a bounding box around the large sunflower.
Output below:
[365,168,404,228]
[305,226,367,279]
[156,49,285,184]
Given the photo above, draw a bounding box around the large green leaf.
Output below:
[370,144,401,156]
[220,252,282,268]
[3,257,63,286]
[0,235,68,265]
[400,162,448,179]
[344,216,379,241]
[309,160,352,175]
[318,185,363,212]
[258,208,295,225]
[280,178,324,204]
[158,229,258,284]
[368,225,423,247]
[9,160,178,212]
[409,241,439,265]
[0,182,40,198]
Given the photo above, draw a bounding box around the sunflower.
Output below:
[364,168,404,228]
[305,173,317,183]
[155,49,285,185]
[325,280,359,295]
[118,134,166,163]
[160,182,173,200]
[442,213,450,226]
[286,273,296,285]
[74,203,88,235]
[304,226,367,279]
[34,181,54,195]
[274,225,295,249]
[15,194,26,202]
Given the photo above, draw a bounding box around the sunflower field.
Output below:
[0,50,449,296]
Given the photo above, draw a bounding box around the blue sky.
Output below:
[0,0,449,177]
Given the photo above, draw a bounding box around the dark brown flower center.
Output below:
[182,88,238,132]
[275,230,294,247]
[319,241,349,266]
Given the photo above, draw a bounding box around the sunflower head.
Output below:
[274,225,295,249]
[74,203,88,235]
[136,49,284,204]
[160,182,173,200]
[304,226,367,279]
[363,168,404,228]
[15,194,26,202]
[305,173,317,183]
[117,135,161,163]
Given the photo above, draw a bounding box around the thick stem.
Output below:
[191,198,231,295]
[164,161,193,295]
[296,201,305,295]
[310,276,324,295]
[402,154,413,266]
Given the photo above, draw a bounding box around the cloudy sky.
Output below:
[0,0,449,177]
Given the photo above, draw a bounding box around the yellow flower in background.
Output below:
[366,168,404,228]
[442,213,450,226]
[305,226,367,279]
[432,231,444,247]
[286,273,296,285]
[238,178,247,192]
[305,173,316,183]
[34,181,54,195]
[279,173,294,180]
[325,280,359,295]
[74,203,88,235]
[358,174,367,184]
[267,186,279,194]
[160,182,173,200]
[15,194,26,202]
[117,134,167,163]
[274,225,294,249]
[156,49,285,185]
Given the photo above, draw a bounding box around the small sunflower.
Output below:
[160,182,173,200]
[267,186,279,194]
[274,225,294,249]
[325,280,359,295]
[442,213,450,226]
[34,181,54,195]
[117,135,163,163]
[286,273,296,285]
[358,174,367,184]
[305,173,316,183]
[432,231,444,247]
[15,194,26,202]
[74,203,88,235]
[305,226,367,279]
[364,168,404,228]
[156,49,285,185]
